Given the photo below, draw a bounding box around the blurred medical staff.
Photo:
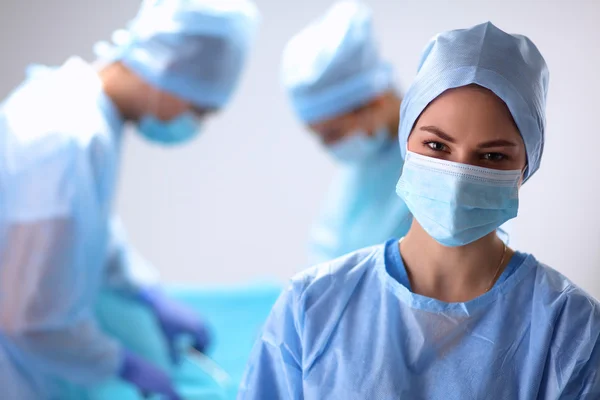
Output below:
[281,0,412,264]
[0,0,258,398]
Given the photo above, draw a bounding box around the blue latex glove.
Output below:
[139,287,211,363]
[119,349,181,400]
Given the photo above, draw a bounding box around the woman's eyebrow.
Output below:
[419,126,456,143]
[420,125,519,149]
[478,139,518,149]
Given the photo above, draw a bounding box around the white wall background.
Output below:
[1,0,598,294]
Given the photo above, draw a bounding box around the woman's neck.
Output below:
[399,220,512,302]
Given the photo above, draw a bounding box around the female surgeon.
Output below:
[237,22,600,399]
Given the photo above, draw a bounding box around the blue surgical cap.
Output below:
[398,22,549,181]
[281,1,394,123]
[95,0,259,109]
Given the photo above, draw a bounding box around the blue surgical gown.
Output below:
[309,143,412,264]
[0,57,159,398]
[239,239,600,399]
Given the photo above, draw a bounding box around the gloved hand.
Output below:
[119,349,181,400]
[139,287,211,363]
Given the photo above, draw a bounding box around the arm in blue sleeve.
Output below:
[237,282,305,400]
[560,335,600,400]
[0,219,121,384]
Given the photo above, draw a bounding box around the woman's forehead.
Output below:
[416,86,522,141]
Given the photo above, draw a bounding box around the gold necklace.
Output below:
[486,243,507,292]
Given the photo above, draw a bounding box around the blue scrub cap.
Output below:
[95,0,260,109]
[281,1,394,123]
[398,22,549,181]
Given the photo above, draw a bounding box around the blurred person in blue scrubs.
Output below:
[0,0,258,399]
[281,1,412,264]
[238,22,600,399]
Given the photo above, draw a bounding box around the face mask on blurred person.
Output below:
[136,112,203,145]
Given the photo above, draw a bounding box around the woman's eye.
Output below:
[482,152,507,162]
[425,141,447,152]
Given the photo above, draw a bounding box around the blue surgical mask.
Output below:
[396,151,521,247]
[137,111,202,145]
[327,127,390,163]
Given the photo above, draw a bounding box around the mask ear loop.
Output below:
[497,163,526,246]
[496,226,510,246]
[521,163,529,184]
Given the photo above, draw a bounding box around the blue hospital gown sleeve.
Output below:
[238,281,305,399]
[0,130,121,384]
[0,57,129,388]
[559,337,600,399]
[0,220,121,384]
